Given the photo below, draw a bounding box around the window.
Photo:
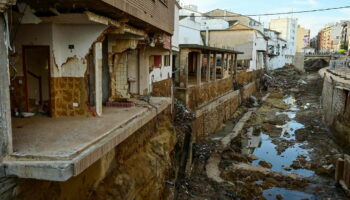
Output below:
[163,55,170,66]
[150,55,162,68]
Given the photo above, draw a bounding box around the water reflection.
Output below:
[263,187,316,200]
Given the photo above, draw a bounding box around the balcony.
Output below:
[1,97,171,181]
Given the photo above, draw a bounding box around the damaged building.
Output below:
[0,0,178,199]
[204,24,268,71]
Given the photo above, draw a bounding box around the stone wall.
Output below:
[236,69,263,85]
[10,76,90,117]
[51,77,89,117]
[193,90,241,141]
[0,109,176,200]
[321,77,350,148]
[151,78,173,97]
[241,81,259,100]
[192,80,259,141]
[186,77,234,110]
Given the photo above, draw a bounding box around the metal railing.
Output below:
[329,59,350,80]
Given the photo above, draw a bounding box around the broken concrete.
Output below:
[3,98,171,181]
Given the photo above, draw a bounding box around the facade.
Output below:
[205,9,264,32]
[316,21,350,53]
[206,24,268,71]
[296,25,310,53]
[269,18,297,63]
[0,0,177,199]
[264,29,288,70]
[179,5,204,45]
[178,4,228,45]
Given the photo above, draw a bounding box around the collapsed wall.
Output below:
[320,69,350,149]
[1,109,177,200]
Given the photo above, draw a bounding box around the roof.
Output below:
[205,9,261,25]
[278,37,287,42]
[264,28,281,35]
[205,24,268,40]
[179,44,244,54]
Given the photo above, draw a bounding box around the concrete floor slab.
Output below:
[2,97,171,181]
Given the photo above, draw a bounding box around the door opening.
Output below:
[23,46,51,116]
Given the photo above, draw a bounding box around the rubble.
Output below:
[176,64,348,200]
[259,161,273,169]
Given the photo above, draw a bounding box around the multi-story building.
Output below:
[0,0,177,199]
[264,29,288,70]
[179,4,229,45]
[316,21,350,53]
[296,25,310,53]
[204,9,264,32]
[205,24,268,71]
[269,18,298,63]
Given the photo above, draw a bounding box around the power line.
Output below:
[182,5,350,17]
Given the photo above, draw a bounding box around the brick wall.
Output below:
[110,53,130,101]
[151,79,172,97]
[187,77,234,110]
[193,91,241,141]
[51,77,89,117]
[236,69,263,85]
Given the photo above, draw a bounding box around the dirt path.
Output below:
[176,67,349,200]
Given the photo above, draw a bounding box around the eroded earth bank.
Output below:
[176,66,349,200]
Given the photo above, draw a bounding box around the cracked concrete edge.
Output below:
[0,98,171,182]
[1,161,73,181]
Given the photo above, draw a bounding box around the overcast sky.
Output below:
[179,0,350,37]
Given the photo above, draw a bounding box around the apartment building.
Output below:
[296,25,310,53]
[269,18,298,63]
[205,24,268,71]
[264,29,288,70]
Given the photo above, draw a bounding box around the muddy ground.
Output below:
[175,65,349,200]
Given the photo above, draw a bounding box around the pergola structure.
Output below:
[177,44,243,88]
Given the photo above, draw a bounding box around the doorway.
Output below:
[23,46,51,115]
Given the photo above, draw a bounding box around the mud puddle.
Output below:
[263,187,316,200]
[247,96,315,177]
[176,68,347,200]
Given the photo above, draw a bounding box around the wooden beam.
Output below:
[206,52,211,82]
[197,53,202,86]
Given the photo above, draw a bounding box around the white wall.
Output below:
[179,18,203,45]
[52,24,107,77]
[265,30,287,70]
[172,4,180,52]
[269,18,297,57]
[201,19,229,30]
[147,48,172,89]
